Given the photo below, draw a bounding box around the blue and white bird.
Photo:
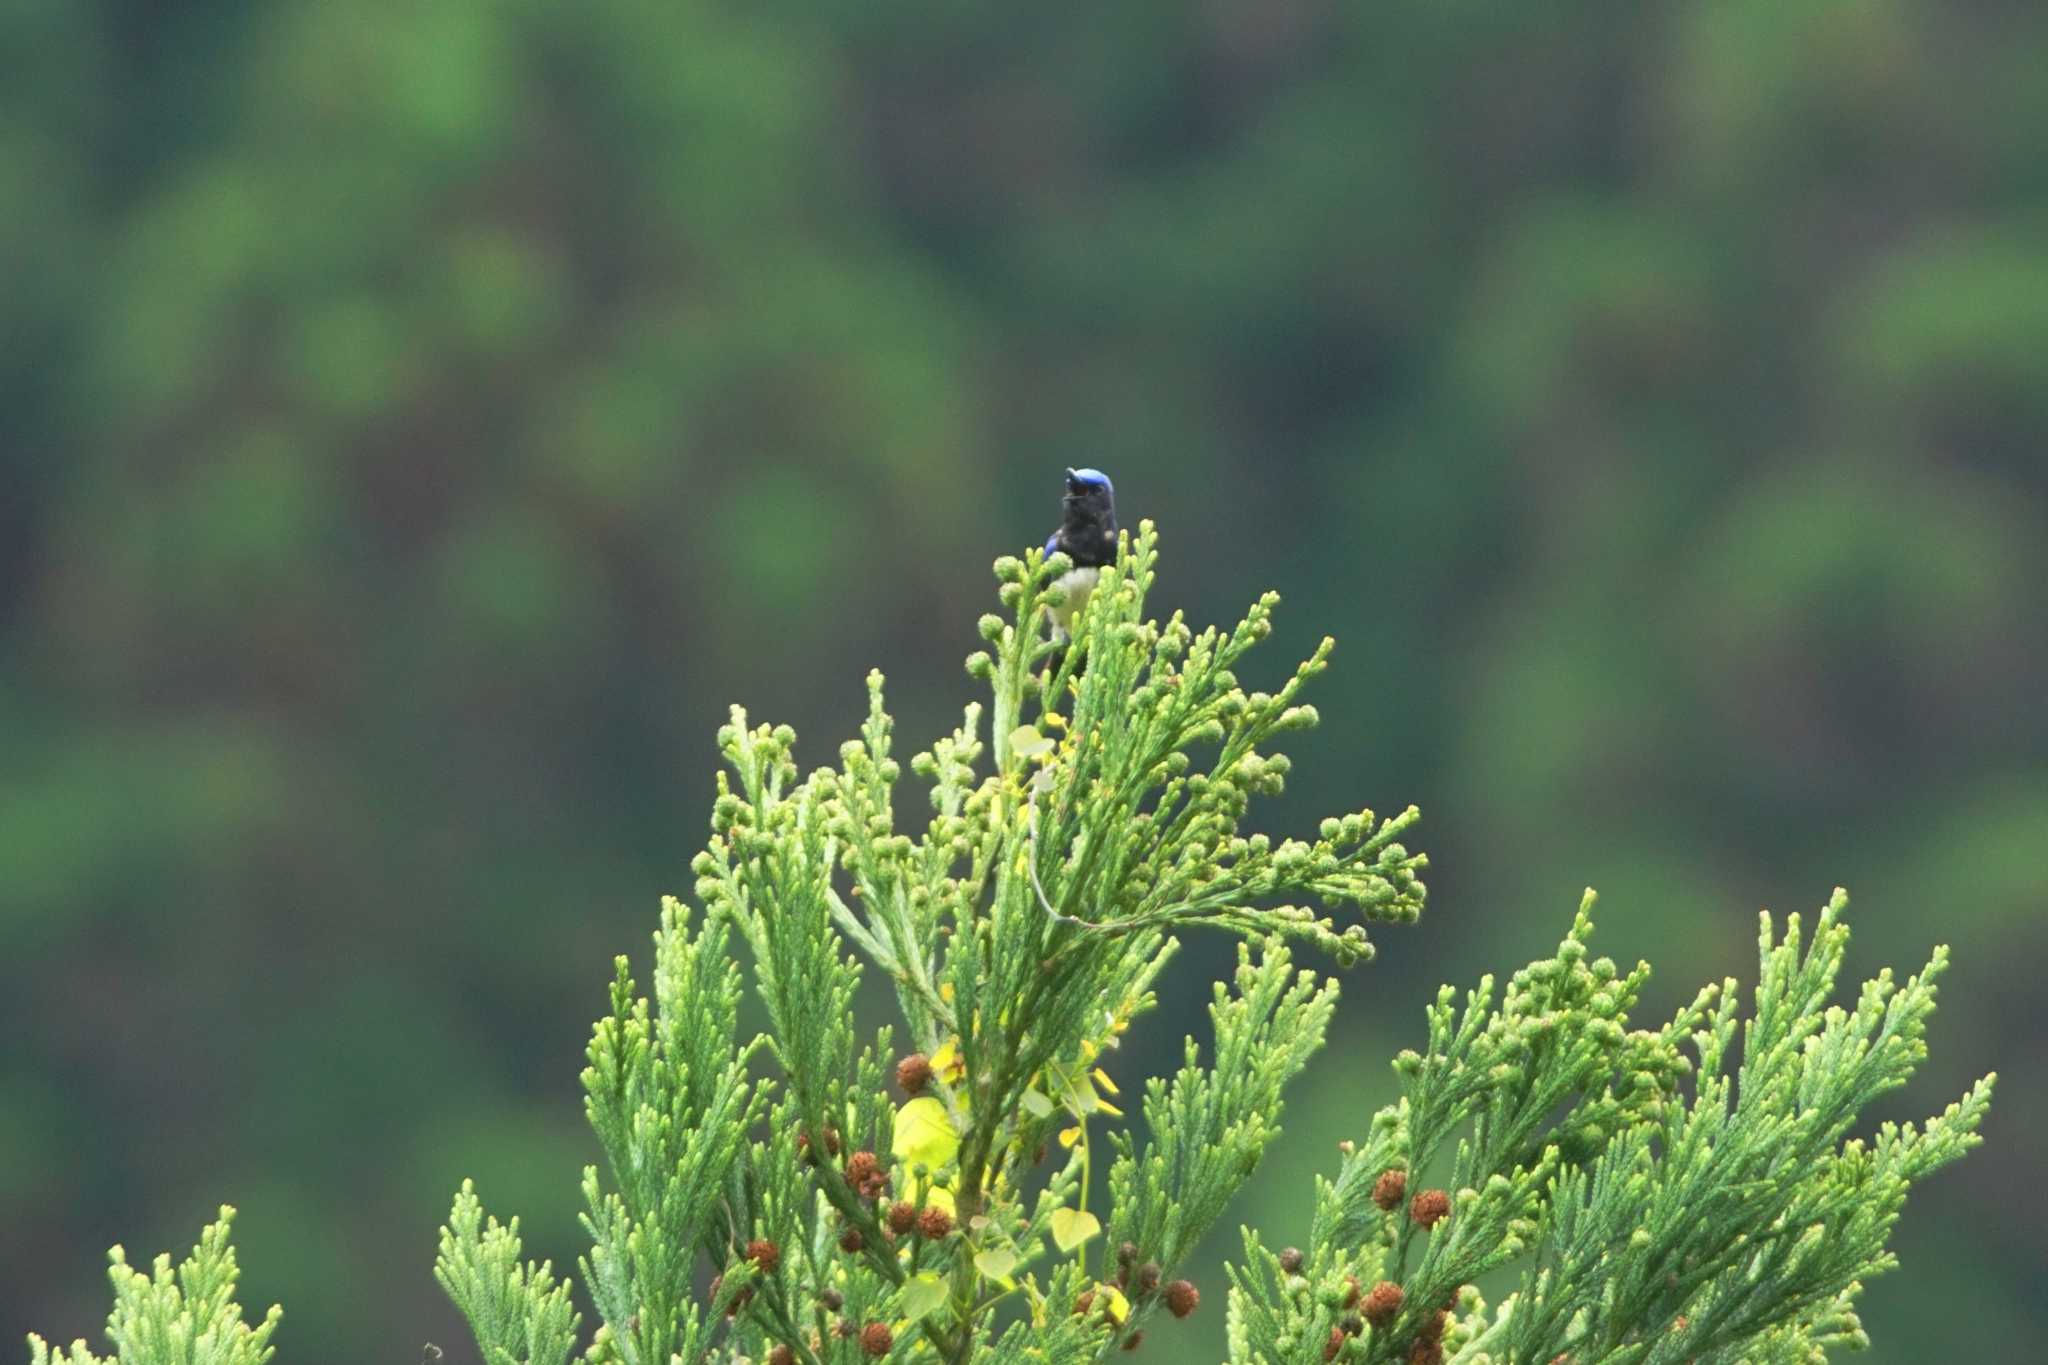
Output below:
[1043,467,1117,640]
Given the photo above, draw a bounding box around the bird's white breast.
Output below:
[1049,565,1100,640]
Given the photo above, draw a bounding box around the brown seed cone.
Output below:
[1135,1262,1162,1295]
[1362,1281,1404,1328]
[845,1150,887,1199]
[838,1225,865,1253]
[896,1053,933,1095]
[860,1321,893,1357]
[887,1201,916,1235]
[1164,1279,1200,1319]
[1279,1246,1305,1274]
[1408,1188,1451,1230]
[917,1205,954,1240]
[1371,1168,1407,1212]
[769,1347,795,1365]
[746,1238,780,1273]
[1073,1289,1096,1318]
[820,1287,844,1311]
[1121,1332,1144,1352]
[1407,1339,1443,1365]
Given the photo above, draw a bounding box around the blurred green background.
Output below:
[4,1,2043,1359]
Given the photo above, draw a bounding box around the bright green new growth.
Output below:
[27,1208,279,1365]
[436,520,1430,1364]
[436,1184,580,1365]
[26,530,1991,1365]
[1225,890,1995,1365]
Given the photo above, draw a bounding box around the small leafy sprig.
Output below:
[28,1208,280,1365]
[1224,890,1994,1365]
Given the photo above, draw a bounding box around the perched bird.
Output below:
[1043,467,1117,640]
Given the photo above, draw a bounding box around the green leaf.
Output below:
[901,1271,950,1320]
[1020,1088,1055,1119]
[974,1247,1019,1281]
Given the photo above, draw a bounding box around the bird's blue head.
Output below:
[1065,467,1113,498]
[1061,468,1116,528]
[1049,466,1118,567]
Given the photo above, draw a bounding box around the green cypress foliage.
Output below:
[1225,891,1994,1365]
[432,522,1430,1362]
[27,1209,280,1365]
[27,529,1988,1364]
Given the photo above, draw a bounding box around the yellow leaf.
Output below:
[1091,1067,1119,1096]
[974,1247,1019,1281]
[1099,1285,1130,1324]
[1049,1207,1101,1253]
[893,1097,960,1170]
[1059,1126,1082,1149]
[1010,725,1054,758]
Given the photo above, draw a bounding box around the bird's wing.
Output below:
[1043,531,1060,558]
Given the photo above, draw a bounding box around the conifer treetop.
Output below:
[27,530,1991,1365]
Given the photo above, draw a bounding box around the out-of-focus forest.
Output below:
[3,2,2043,1360]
